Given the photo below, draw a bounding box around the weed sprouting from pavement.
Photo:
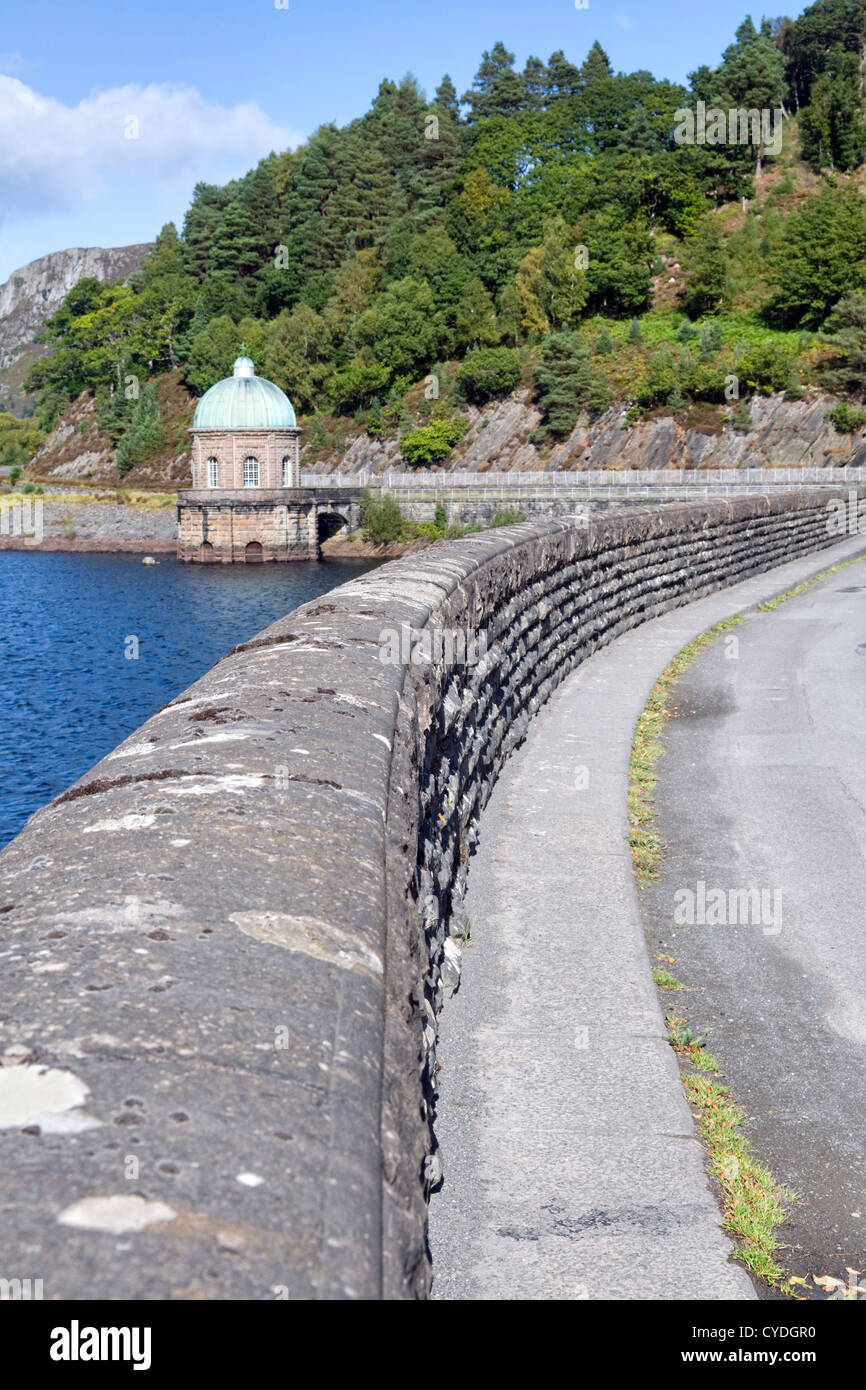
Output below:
[628,615,744,885]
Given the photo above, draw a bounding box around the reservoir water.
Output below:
[0,551,378,848]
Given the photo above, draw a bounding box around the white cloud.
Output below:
[0,76,300,224]
[612,13,633,29]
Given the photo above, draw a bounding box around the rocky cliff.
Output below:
[0,244,152,415]
[308,387,859,475]
[29,381,860,486]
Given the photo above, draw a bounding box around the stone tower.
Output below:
[178,354,323,562]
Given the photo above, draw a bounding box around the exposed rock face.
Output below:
[304,388,855,478]
[0,244,152,414]
[547,390,854,472]
[30,374,858,484]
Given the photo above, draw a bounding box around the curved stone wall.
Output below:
[0,490,856,1300]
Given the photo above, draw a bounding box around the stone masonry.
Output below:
[177,487,363,561]
[0,490,860,1302]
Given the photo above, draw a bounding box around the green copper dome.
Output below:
[193,356,297,430]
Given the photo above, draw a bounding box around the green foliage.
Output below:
[22,17,866,469]
[456,347,521,403]
[359,489,404,542]
[800,45,866,170]
[115,383,165,477]
[698,319,724,357]
[679,216,729,319]
[738,340,798,395]
[595,326,614,355]
[818,293,866,397]
[434,500,448,529]
[730,400,753,432]
[401,417,468,465]
[533,331,611,440]
[826,401,866,432]
[632,349,683,410]
[328,359,391,414]
[0,412,44,469]
[489,507,526,526]
[184,315,242,394]
[766,186,866,329]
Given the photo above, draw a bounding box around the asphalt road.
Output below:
[640,561,866,1297]
[428,536,866,1301]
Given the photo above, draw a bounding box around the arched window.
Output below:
[243,456,259,487]
[281,456,291,486]
[207,458,219,488]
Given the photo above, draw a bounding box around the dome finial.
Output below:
[233,349,255,379]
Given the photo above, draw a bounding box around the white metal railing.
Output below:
[300,466,866,492]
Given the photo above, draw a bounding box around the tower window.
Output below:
[243,456,259,487]
[281,456,291,486]
[207,458,219,488]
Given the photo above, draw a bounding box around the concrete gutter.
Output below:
[0,491,861,1299]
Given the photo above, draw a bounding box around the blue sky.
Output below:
[0,0,806,277]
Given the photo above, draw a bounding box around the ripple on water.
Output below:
[0,551,379,848]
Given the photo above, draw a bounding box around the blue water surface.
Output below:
[0,552,378,848]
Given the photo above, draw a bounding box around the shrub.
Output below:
[434,500,447,530]
[737,341,797,395]
[456,347,521,404]
[532,332,611,441]
[359,489,404,543]
[633,350,682,410]
[678,355,730,403]
[730,400,753,432]
[595,326,614,355]
[698,320,723,358]
[628,318,643,344]
[115,383,165,476]
[366,399,384,437]
[328,360,392,414]
[490,508,526,526]
[827,401,866,433]
[401,417,467,466]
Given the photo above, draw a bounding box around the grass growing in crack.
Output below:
[632,610,800,1291]
[756,553,866,611]
[627,615,744,885]
[652,966,683,990]
[684,1073,796,1286]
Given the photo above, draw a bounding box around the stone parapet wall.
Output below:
[0,490,859,1300]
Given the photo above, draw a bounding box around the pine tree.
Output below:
[768,185,866,328]
[533,331,610,438]
[522,56,549,110]
[116,383,165,475]
[713,18,787,176]
[434,75,460,117]
[580,41,613,88]
[800,44,866,170]
[462,42,525,121]
[679,214,729,318]
[545,49,583,100]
